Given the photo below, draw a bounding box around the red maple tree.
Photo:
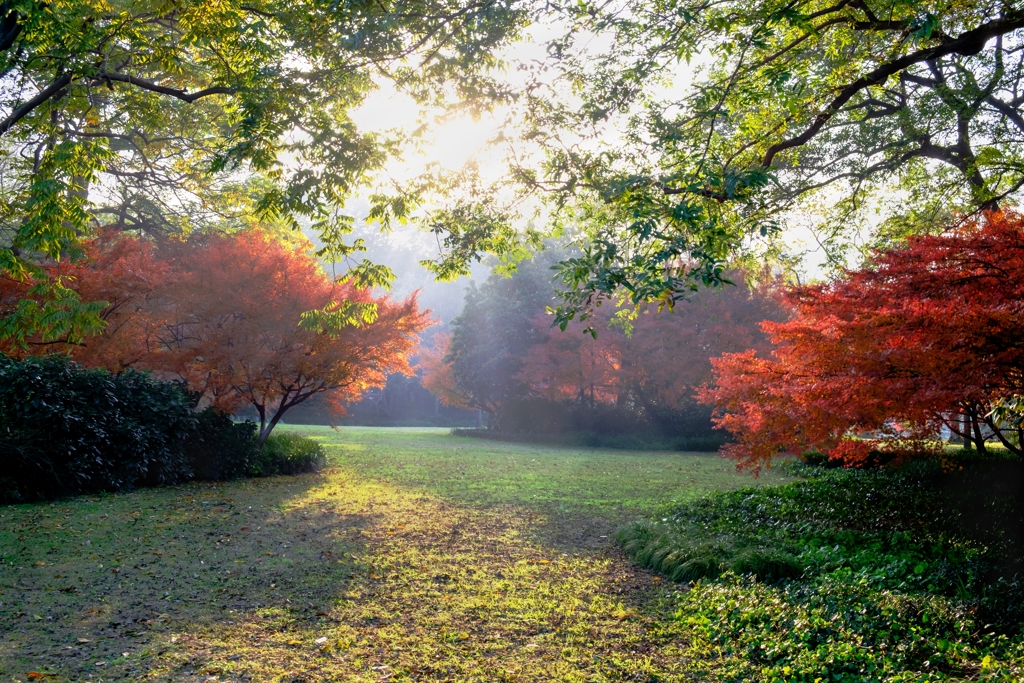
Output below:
[701,211,1024,471]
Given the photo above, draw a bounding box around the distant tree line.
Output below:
[422,250,787,448]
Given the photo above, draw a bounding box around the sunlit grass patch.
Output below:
[1,426,775,682]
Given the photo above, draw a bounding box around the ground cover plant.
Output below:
[0,426,783,682]
[619,460,1024,681]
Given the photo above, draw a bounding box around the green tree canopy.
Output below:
[443,249,562,416]
[0,0,527,340]
[424,0,1024,325]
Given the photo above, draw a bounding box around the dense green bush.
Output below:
[619,460,1024,680]
[250,432,326,477]
[186,409,259,481]
[0,355,264,501]
[0,355,198,501]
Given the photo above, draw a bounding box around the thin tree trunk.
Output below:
[970,407,989,455]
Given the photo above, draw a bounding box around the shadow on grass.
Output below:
[1,429,748,682]
[1,472,379,680]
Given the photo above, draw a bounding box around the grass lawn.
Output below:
[0,426,784,682]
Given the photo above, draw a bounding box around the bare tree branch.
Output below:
[0,74,72,137]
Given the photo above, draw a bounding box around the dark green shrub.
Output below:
[250,432,326,477]
[0,355,268,500]
[187,409,259,481]
[0,355,197,501]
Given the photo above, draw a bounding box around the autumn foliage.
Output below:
[701,212,1024,471]
[420,269,786,432]
[0,229,429,443]
[516,271,785,411]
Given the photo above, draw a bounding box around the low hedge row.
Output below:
[0,355,325,502]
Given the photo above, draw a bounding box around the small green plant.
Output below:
[251,432,326,476]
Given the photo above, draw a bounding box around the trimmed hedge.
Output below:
[0,355,324,503]
[251,432,326,476]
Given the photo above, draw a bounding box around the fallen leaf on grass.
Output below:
[286,639,303,646]
[26,672,50,679]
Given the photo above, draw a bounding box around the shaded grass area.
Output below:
[0,426,779,682]
[451,428,725,453]
[619,462,1024,681]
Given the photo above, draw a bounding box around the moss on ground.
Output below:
[0,427,779,682]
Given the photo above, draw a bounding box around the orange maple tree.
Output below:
[146,230,430,443]
[419,332,470,408]
[0,229,168,367]
[1,229,429,444]
[700,212,1024,471]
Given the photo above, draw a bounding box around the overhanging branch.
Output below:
[99,72,235,103]
[0,74,72,137]
[761,10,1024,168]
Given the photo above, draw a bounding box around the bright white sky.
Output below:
[347,25,834,282]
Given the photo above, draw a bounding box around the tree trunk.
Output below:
[970,406,989,455]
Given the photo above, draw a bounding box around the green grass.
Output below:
[0,426,781,682]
